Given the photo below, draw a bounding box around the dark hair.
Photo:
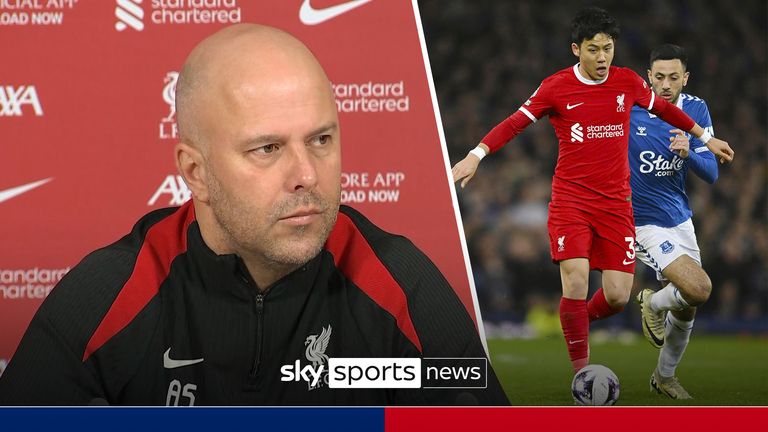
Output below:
[571,6,620,45]
[650,44,688,70]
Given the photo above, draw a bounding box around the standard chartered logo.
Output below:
[570,123,583,142]
[0,267,70,299]
[586,124,623,139]
[114,0,241,30]
[115,0,145,31]
[571,123,625,142]
[332,81,409,113]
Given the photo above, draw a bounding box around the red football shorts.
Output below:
[547,201,636,273]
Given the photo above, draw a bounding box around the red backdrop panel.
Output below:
[0,0,478,366]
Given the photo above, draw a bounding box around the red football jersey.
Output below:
[482,64,694,209]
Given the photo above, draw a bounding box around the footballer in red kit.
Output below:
[512,65,663,273]
[451,7,734,377]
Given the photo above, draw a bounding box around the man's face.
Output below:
[572,33,615,80]
[202,72,341,273]
[647,59,688,104]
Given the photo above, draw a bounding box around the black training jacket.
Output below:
[0,203,509,405]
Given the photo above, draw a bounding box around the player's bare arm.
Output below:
[451,143,490,188]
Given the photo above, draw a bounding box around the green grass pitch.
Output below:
[488,335,768,405]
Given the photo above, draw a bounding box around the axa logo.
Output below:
[636,126,647,136]
[148,175,191,206]
[570,123,583,142]
[638,150,684,177]
[299,0,372,25]
[616,93,625,112]
[0,85,43,117]
[115,0,144,32]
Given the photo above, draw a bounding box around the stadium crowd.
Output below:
[420,0,767,331]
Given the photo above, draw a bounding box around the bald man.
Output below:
[0,25,508,406]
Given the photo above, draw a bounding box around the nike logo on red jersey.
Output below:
[566,102,585,110]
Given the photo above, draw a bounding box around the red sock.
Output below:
[587,288,624,322]
[559,297,589,374]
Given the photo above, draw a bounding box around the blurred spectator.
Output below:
[420,0,767,328]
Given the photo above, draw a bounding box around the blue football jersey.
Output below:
[629,93,718,227]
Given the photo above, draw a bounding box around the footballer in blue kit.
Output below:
[629,44,724,400]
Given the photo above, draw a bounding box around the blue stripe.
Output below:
[0,408,385,432]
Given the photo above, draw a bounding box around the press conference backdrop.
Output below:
[0,0,479,370]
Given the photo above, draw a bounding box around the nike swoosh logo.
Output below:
[0,178,53,204]
[299,0,372,25]
[623,259,636,265]
[643,320,665,347]
[568,339,584,345]
[566,102,584,110]
[163,348,204,369]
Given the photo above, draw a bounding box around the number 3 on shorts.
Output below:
[624,236,636,260]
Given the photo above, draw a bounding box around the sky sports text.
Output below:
[280,358,487,389]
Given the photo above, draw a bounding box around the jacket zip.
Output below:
[236,263,267,380]
[250,293,265,377]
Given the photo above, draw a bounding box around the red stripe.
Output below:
[385,407,768,432]
[83,202,196,361]
[325,212,422,353]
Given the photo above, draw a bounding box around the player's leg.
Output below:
[548,205,594,374]
[635,220,706,348]
[651,306,695,399]
[634,225,673,348]
[558,258,591,373]
[635,220,704,398]
[651,254,712,311]
[599,270,633,311]
[586,206,636,321]
[650,254,708,399]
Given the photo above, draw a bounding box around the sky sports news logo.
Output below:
[281,357,487,389]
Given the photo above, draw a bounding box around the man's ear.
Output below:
[175,141,210,203]
[571,42,580,58]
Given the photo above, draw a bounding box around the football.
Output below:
[571,364,620,406]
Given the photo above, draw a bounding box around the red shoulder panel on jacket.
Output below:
[83,202,196,361]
